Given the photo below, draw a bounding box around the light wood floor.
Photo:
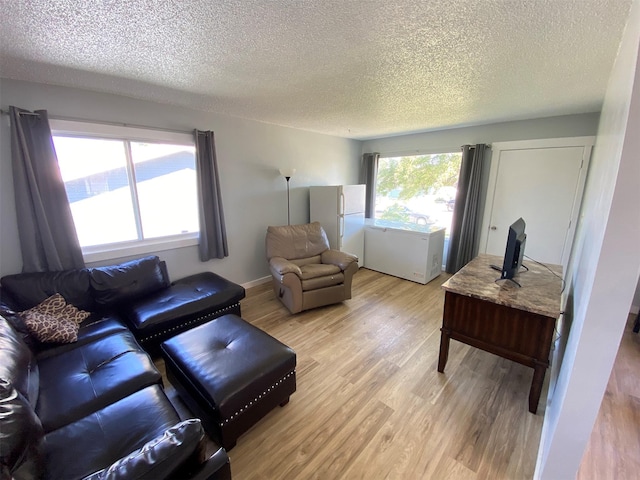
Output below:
[577,314,640,479]
[226,268,546,479]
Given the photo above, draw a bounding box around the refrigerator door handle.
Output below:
[339,191,345,248]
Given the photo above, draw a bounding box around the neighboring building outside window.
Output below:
[50,119,198,262]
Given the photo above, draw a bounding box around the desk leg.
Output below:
[437,328,450,373]
[529,363,547,414]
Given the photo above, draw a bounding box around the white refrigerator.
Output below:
[309,185,366,266]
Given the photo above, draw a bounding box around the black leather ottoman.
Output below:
[161,314,296,450]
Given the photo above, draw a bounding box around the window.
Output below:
[375,152,462,261]
[51,120,198,260]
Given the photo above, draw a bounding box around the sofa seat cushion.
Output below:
[301,272,345,291]
[34,315,130,361]
[42,385,180,480]
[299,263,341,280]
[36,330,161,432]
[299,264,344,291]
[123,272,245,340]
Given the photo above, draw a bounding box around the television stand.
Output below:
[438,254,562,414]
[495,276,522,288]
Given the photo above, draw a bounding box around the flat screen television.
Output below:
[500,217,527,283]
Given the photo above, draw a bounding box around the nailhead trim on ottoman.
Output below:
[161,314,296,450]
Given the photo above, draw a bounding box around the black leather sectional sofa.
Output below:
[0,256,245,480]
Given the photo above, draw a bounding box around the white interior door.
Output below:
[480,137,593,268]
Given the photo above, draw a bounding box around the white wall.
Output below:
[361,113,599,155]
[0,79,362,284]
[361,112,600,267]
[535,0,640,477]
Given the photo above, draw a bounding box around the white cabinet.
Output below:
[364,219,445,284]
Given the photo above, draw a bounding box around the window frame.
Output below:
[50,119,199,263]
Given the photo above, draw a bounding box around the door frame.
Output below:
[479,136,595,270]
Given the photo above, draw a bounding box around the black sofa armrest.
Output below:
[169,446,231,480]
[81,419,215,480]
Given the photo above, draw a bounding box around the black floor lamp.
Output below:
[279,168,296,225]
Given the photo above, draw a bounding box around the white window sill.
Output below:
[82,234,199,264]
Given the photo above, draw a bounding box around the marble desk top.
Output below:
[442,254,563,318]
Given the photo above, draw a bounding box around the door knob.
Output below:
[490,226,497,230]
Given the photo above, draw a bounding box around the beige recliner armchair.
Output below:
[265,222,359,314]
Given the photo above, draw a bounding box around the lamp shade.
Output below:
[279,168,296,178]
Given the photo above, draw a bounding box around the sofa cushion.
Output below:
[299,264,341,280]
[42,385,180,480]
[23,314,78,344]
[19,294,89,345]
[291,254,323,267]
[123,272,245,341]
[0,269,94,311]
[90,256,170,308]
[82,419,204,480]
[265,222,330,260]
[34,315,131,361]
[22,293,90,325]
[0,378,44,477]
[36,329,161,432]
[301,272,345,291]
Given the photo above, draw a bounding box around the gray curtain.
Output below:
[360,152,379,218]
[446,144,488,273]
[10,106,85,272]
[195,130,228,261]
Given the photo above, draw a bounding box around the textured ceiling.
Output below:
[0,0,633,139]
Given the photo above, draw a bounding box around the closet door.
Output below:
[480,137,593,268]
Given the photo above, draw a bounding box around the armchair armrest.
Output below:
[321,250,358,271]
[82,419,206,480]
[269,257,302,277]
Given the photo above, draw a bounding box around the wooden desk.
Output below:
[438,254,562,414]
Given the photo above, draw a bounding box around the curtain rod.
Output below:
[0,108,192,135]
[0,108,40,116]
[462,143,492,149]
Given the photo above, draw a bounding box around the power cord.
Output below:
[523,254,566,293]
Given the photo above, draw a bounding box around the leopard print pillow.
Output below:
[19,293,90,344]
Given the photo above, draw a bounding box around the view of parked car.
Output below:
[379,204,434,225]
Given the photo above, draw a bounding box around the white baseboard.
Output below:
[242,276,271,289]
